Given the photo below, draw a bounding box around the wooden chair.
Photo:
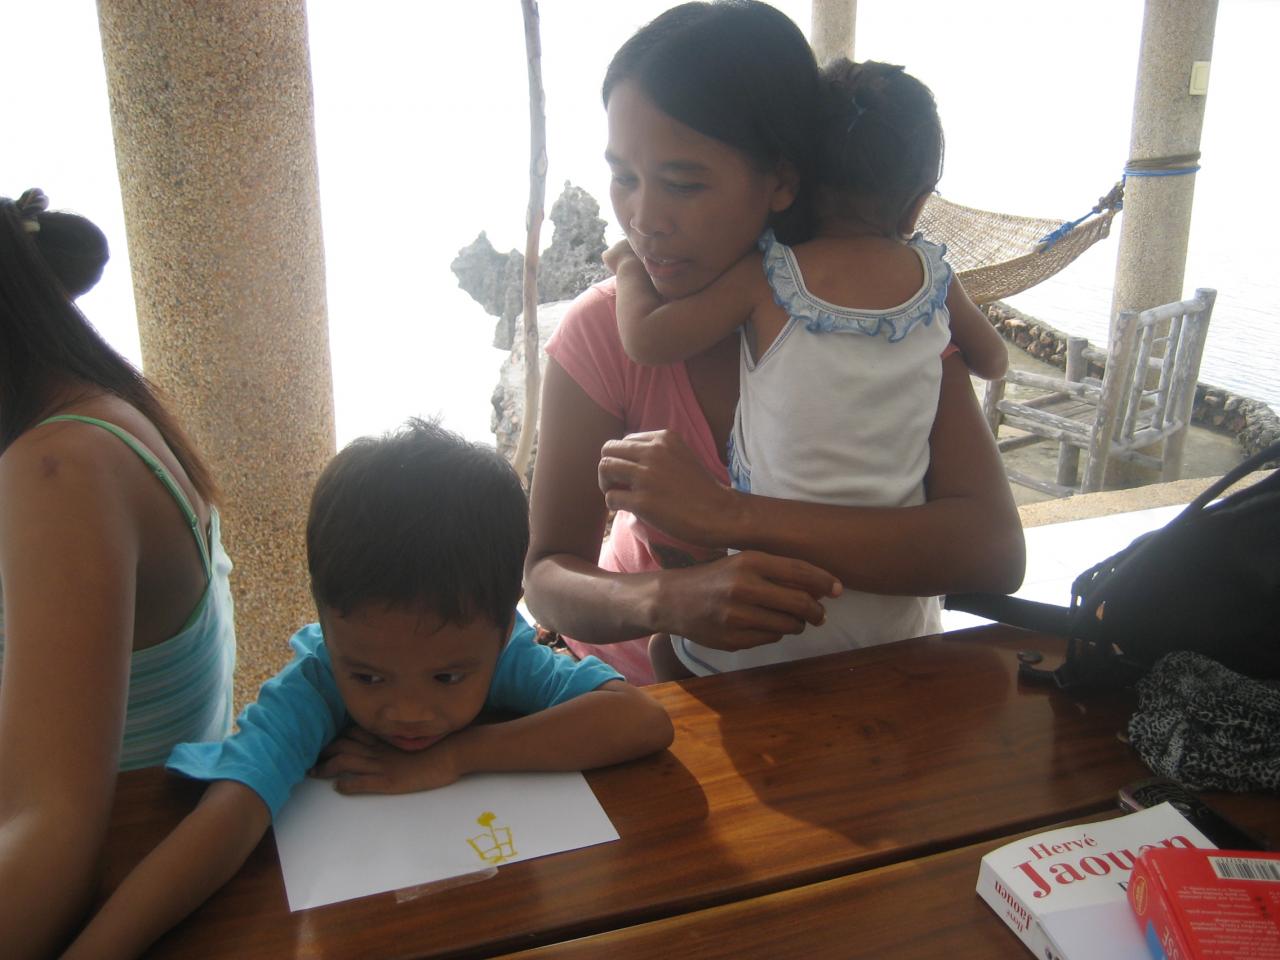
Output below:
[983,288,1216,498]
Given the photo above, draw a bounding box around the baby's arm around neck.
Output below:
[615,249,764,365]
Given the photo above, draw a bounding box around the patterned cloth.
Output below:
[1128,650,1280,792]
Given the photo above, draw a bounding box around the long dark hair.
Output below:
[0,190,216,501]
[602,0,823,245]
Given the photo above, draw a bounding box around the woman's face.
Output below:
[605,81,796,300]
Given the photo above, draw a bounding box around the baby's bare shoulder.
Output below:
[792,237,925,310]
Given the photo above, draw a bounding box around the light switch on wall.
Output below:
[1189,61,1211,96]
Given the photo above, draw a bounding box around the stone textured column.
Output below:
[98,0,335,706]
[810,0,856,66]
[1107,0,1217,483]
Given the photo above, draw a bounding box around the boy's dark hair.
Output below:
[0,189,217,500]
[602,0,822,245]
[306,419,529,628]
[818,60,945,237]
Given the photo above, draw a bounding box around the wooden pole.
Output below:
[512,0,547,483]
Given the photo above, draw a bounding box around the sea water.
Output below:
[3,0,1276,445]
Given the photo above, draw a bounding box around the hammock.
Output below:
[917,182,1124,305]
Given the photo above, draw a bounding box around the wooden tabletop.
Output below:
[494,793,1280,960]
[107,625,1189,959]
[493,826,1060,960]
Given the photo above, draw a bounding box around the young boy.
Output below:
[64,420,674,959]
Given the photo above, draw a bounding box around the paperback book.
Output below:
[976,802,1214,960]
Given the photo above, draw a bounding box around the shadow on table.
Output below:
[669,634,1100,872]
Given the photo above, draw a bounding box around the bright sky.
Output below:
[3,1,1275,440]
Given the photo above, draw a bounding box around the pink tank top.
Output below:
[545,280,730,684]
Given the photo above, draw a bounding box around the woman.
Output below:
[524,1,1025,685]
[0,190,235,958]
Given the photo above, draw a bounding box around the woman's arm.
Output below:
[606,240,764,366]
[524,359,838,652]
[945,279,1009,380]
[599,353,1025,596]
[61,782,270,960]
[0,431,143,959]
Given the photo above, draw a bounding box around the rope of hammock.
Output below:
[917,181,1125,305]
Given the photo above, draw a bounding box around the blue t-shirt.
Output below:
[167,615,621,817]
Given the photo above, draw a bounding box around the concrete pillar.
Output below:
[98,1,335,706]
[1111,0,1217,317]
[1107,0,1217,483]
[811,0,856,66]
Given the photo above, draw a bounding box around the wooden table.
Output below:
[102,624,1277,959]
[495,792,1280,960]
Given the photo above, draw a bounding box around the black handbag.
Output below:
[946,439,1280,690]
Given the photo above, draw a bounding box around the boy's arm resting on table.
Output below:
[65,626,343,959]
[609,240,762,365]
[599,353,1025,597]
[314,680,674,796]
[60,782,270,960]
[0,430,143,960]
[448,680,674,775]
[525,359,834,654]
[945,278,1008,380]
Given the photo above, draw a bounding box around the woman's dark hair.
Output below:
[602,0,823,245]
[0,190,216,500]
[817,59,945,236]
[307,419,529,629]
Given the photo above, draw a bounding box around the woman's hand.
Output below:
[598,429,848,646]
[656,549,840,651]
[602,238,639,274]
[311,726,462,795]
[599,429,740,549]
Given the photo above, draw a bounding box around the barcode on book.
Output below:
[1209,856,1280,882]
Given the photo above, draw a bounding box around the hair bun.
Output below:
[848,61,906,109]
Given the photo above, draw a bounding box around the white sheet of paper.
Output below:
[273,771,619,911]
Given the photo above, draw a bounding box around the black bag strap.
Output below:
[944,439,1280,646]
[1179,439,1280,516]
[942,592,1072,634]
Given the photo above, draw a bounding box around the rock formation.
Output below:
[452,181,609,350]
[451,234,525,351]
[490,299,574,476]
[452,181,612,471]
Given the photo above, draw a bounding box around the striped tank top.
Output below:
[0,415,236,769]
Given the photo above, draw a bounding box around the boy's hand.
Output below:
[311,725,463,795]
[602,238,639,274]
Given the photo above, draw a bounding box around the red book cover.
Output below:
[1128,847,1280,959]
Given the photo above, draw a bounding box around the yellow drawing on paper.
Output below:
[467,811,517,865]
